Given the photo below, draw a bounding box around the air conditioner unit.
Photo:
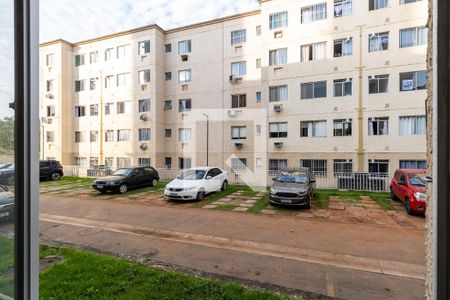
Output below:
[140,143,148,151]
[46,93,54,99]
[226,109,236,117]
[141,84,148,91]
[47,118,53,124]
[234,141,243,149]
[41,117,48,123]
[229,75,241,83]
[274,142,283,148]
[273,105,283,112]
[140,114,148,121]
[181,54,189,61]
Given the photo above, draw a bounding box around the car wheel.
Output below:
[51,172,61,181]
[196,189,205,201]
[119,184,128,194]
[221,180,228,191]
[404,198,413,215]
[305,194,313,209]
[390,188,398,201]
[100,190,107,194]
[151,178,158,187]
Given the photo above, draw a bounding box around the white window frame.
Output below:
[231,29,246,45]
[178,69,192,83]
[269,11,288,30]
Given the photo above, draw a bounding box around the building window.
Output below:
[178,40,192,54]
[138,99,150,113]
[179,157,192,169]
[369,0,389,10]
[301,81,327,99]
[117,73,131,87]
[269,122,288,138]
[75,131,84,143]
[231,61,247,76]
[369,74,389,94]
[117,129,131,142]
[117,101,131,114]
[138,128,151,141]
[256,58,261,69]
[231,29,246,45]
[138,158,151,166]
[333,159,353,175]
[75,54,85,66]
[231,126,247,140]
[138,69,151,84]
[165,44,172,53]
[368,159,389,174]
[165,72,172,81]
[138,40,151,55]
[399,160,426,169]
[90,51,98,64]
[46,131,54,143]
[90,130,98,143]
[301,3,327,24]
[164,100,172,110]
[333,119,352,136]
[179,99,192,112]
[269,85,288,102]
[46,53,54,66]
[105,48,114,61]
[334,38,353,57]
[399,116,426,135]
[165,129,172,138]
[300,121,327,137]
[117,158,131,168]
[256,25,261,36]
[301,42,326,61]
[269,11,288,30]
[74,106,86,117]
[90,104,98,116]
[334,79,352,96]
[89,157,99,168]
[368,32,389,52]
[179,128,192,142]
[117,45,130,59]
[46,105,55,117]
[105,75,114,88]
[399,71,427,91]
[165,157,172,169]
[231,94,247,108]
[256,92,262,103]
[105,130,114,142]
[269,159,288,173]
[400,27,427,48]
[75,157,87,167]
[368,117,389,136]
[400,0,422,4]
[269,48,287,66]
[105,157,114,169]
[301,159,328,176]
[105,103,114,116]
[178,69,192,83]
[46,79,54,92]
[90,78,97,90]
[334,0,352,17]
[75,80,85,92]
[231,158,247,172]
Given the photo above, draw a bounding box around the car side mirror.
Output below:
[206,176,212,180]
[310,179,316,183]
[272,177,277,181]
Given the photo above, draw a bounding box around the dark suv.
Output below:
[40,160,64,181]
[269,168,316,208]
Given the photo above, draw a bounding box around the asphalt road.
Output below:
[39,194,426,300]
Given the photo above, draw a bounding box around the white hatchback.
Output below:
[164,167,228,201]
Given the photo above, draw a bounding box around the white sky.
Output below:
[0,0,260,119]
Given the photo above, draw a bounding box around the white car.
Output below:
[164,167,228,201]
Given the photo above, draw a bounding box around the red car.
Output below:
[390,169,427,215]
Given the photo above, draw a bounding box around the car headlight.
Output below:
[414,192,427,201]
[298,189,307,195]
[270,187,276,194]
[183,186,196,191]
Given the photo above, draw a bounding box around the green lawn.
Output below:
[314,189,393,210]
[191,184,259,208]
[0,235,14,298]
[40,246,295,300]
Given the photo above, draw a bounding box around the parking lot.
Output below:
[39,177,424,229]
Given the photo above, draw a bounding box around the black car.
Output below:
[40,160,64,181]
[0,164,14,186]
[269,168,316,208]
[0,186,14,223]
[92,166,160,194]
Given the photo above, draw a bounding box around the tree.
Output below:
[0,117,14,154]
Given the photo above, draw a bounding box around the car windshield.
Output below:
[0,164,12,169]
[178,170,206,180]
[408,174,426,186]
[276,172,309,184]
[112,168,132,176]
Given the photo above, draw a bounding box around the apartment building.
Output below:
[39,0,428,179]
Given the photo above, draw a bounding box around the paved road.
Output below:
[39,194,426,300]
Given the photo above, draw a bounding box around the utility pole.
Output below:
[203,113,209,166]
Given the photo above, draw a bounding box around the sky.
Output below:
[0,0,260,119]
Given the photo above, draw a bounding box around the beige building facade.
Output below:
[39,0,428,178]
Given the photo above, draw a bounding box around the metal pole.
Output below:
[357,25,365,172]
[203,113,209,166]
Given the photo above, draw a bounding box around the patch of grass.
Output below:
[248,195,269,214]
[214,204,237,211]
[369,192,395,211]
[0,235,14,298]
[40,246,294,300]
[313,189,392,210]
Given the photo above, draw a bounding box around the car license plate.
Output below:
[97,185,104,189]
[169,193,178,197]
[0,212,9,218]
[281,199,292,204]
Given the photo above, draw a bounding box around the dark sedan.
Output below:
[0,186,14,223]
[92,166,159,194]
[0,164,14,186]
[269,168,316,208]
